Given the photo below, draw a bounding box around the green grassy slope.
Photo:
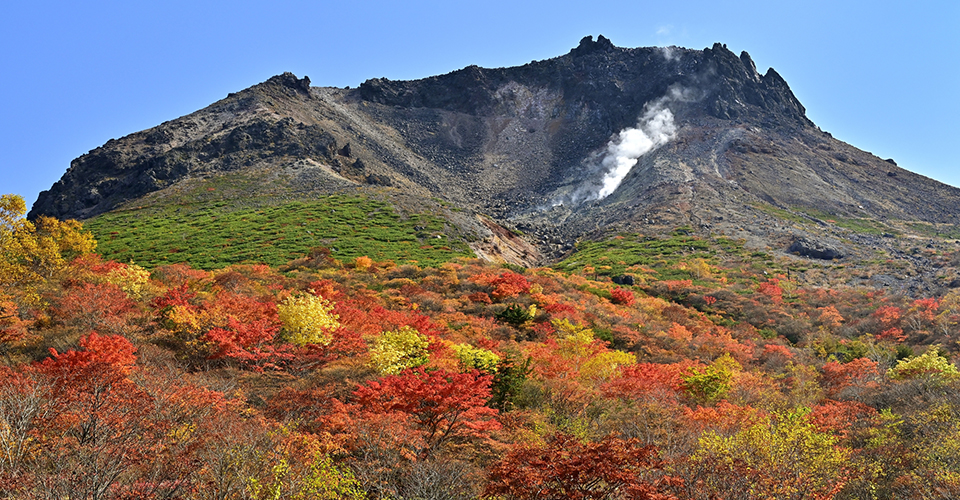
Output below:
[84,195,473,269]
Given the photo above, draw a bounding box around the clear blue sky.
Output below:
[2,0,958,211]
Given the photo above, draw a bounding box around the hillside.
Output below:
[6,190,960,498]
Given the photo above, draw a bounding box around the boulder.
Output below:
[788,237,843,260]
[612,275,635,286]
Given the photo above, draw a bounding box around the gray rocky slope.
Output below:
[30,36,960,288]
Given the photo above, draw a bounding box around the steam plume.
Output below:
[551,85,692,207]
[657,45,679,62]
[594,103,676,199]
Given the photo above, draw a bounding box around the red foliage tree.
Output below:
[4,330,269,498]
[37,332,137,388]
[194,289,293,368]
[0,296,30,346]
[470,271,531,300]
[150,283,198,312]
[336,296,442,339]
[52,282,135,334]
[467,291,493,304]
[484,433,680,500]
[872,305,905,342]
[204,290,278,325]
[26,334,147,496]
[603,361,697,403]
[662,280,693,292]
[756,278,784,305]
[911,297,940,322]
[203,317,293,369]
[760,343,795,364]
[810,400,879,440]
[611,287,636,306]
[822,357,881,400]
[544,301,577,316]
[683,401,763,435]
[149,263,208,287]
[349,367,500,459]
[265,385,342,436]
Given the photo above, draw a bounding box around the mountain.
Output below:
[30,36,960,292]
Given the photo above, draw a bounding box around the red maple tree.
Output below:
[485,433,680,500]
[349,367,500,459]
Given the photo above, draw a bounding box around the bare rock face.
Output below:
[30,73,337,220]
[30,36,960,272]
[357,38,810,132]
[469,216,543,268]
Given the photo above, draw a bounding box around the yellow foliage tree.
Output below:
[548,318,635,383]
[1,194,96,293]
[103,263,152,299]
[368,325,430,374]
[693,408,851,499]
[0,195,25,237]
[278,293,340,346]
[681,353,741,403]
[898,402,960,496]
[579,350,636,383]
[453,343,501,374]
[688,258,713,279]
[353,255,373,272]
[552,318,595,357]
[888,346,960,385]
[249,454,367,500]
[165,305,203,336]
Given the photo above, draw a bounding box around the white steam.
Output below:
[657,45,679,62]
[594,103,676,199]
[548,85,697,208]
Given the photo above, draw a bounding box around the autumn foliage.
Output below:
[348,367,500,459]
[485,433,680,500]
[6,192,960,499]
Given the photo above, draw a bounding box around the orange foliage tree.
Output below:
[611,287,636,306]
[484,433,680,500]
[873,305,905,342]
[821,357,881,400]
[51,282,136,335]
[470,270,531,300]
[347,367,500,459]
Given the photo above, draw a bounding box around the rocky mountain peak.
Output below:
[570,34,616,56]
[264,72,312,94]
[29,36,960,286]
[696,42,811,127]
